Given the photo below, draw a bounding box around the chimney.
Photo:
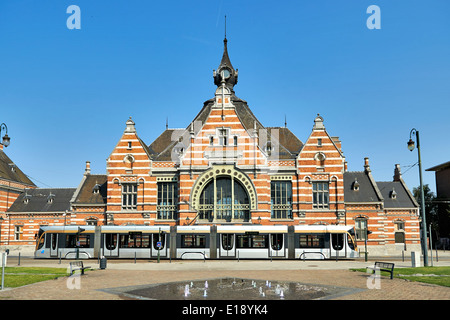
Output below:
[393,164,401,181]
[364,157,371,172]
[85,161,91,175]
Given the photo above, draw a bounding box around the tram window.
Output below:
[153,234,165,250]
[105,234,117,250]
[299,234,325,248]
[37,234,45,250]
[271,234,283,250]
[331,234,344,251]
[51,234,57,250]
[347,233,356,250]
[181,234,206,248]
[65,235,90,248]
[236,235,268,249]
[222,234,234,250]
[120,234,151,248]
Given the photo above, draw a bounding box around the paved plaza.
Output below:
[1,251,450,301]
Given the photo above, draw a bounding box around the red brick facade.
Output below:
[1,38,421,255]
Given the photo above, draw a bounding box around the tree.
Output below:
[413,184,440,245]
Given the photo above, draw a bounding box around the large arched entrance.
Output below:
[190,165,257,223]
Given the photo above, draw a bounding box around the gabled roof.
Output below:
[0,150,35,187]
[8,188,76,213]
[377,181,418,209]
[344,171,383,203]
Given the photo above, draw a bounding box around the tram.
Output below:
[34,225,358,260]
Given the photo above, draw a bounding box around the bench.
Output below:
[366,261,395,279]
[69,261,91,275]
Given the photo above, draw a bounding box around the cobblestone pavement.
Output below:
[0,257,449,300]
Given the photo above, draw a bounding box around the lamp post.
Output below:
[0,123,11,148]
[407,128,428,266]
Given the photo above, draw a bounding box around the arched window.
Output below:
[198,177,250,222]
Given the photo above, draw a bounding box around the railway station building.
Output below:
[1,37,421,256]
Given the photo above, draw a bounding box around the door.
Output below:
[151,233,167,258]
[330,233,344,258]
[104,233,119,257]
[269,233,285,257]
[50,233,58,257]
[219,233,235,258]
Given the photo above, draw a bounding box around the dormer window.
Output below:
[390,188,397,199]
[93,184,101,194]
[352,178,360,191]
[265,141,272,154]
[47,193,55,204]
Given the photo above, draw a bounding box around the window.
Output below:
[355,218,367,240]
[86,218,98,226]
[317,138,322,146]
[65,234,90,248]
[181,234,206,248]
[157,182,177,220]
[119,234,151,248]
[312,182,329,209]
[299,234,325,248]
[198,177,250,222]
[14,225,23,240]
[210,136,214,145]
[271,181,293,219]
[218,129,228,146]
[236,234,268,248]
[122,183,137,210]
[233,136,238,146]
[395,221,405,231]
[127,141,132,149]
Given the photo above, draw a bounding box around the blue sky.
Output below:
[0,0,449,194]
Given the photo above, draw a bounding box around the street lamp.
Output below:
[0,123,11,147]
[407,128,428,266]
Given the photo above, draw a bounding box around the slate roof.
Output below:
[147,97,304,161]
[7,188,76,213]
[72,174,107,205]
[377,181,418,209]
[0,150,35,187]
[343,171,383,203]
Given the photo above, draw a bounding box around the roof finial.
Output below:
[284,114,287,128]
[166,117,168,130]
[224,15,227,40]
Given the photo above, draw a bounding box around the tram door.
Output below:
[104,233,119,257]
[330,233,344,258]
[269,233,284,258]
[151,233,167,258]
[219,234,235,258]
[50,233,58,257]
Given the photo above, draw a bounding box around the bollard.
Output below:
[18,252,21,266]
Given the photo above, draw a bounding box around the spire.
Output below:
[213,16,238,92]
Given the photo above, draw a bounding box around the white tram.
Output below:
[34,225,358,260]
